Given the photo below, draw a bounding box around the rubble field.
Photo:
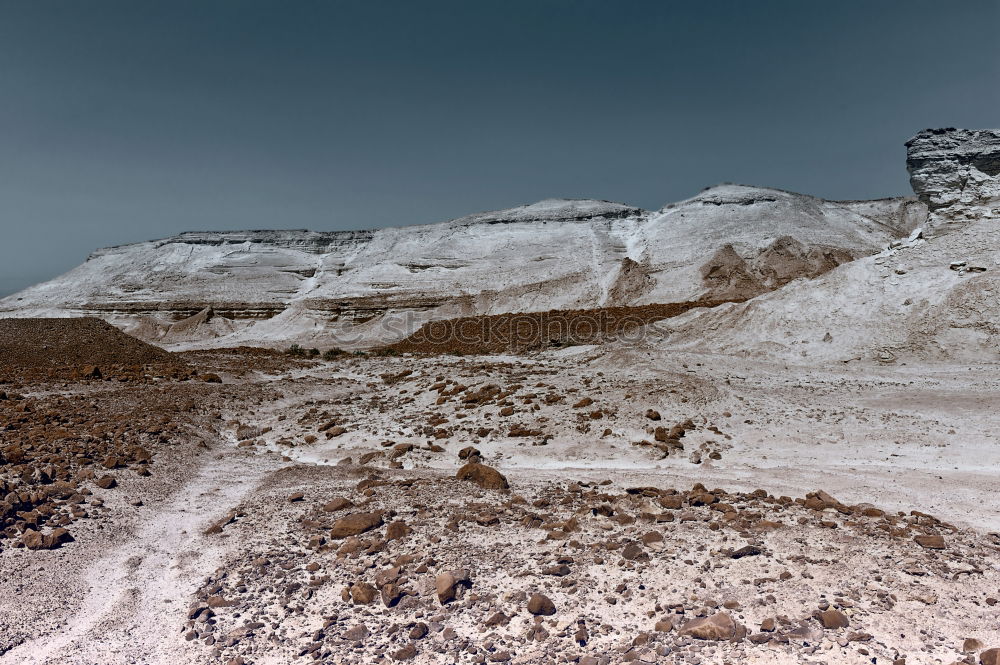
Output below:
[1,334,998,665]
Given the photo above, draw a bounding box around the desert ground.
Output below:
[1,320,997,665]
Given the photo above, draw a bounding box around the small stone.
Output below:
[730,545,762,559]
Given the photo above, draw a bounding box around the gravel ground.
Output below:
[1,346,998,665]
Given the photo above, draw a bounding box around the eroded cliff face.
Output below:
[658,128,1000,363]
[0,189,921,349]
[906,128,1000,230]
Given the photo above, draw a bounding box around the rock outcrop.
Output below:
[906,128,1000,229]
[658,128,1000,363]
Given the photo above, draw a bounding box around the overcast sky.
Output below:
[1,0,998,296]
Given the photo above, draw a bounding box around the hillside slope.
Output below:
[653,128,1000,363]
[0,189,922,348]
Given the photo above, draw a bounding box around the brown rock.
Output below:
[914,534,945,549]
[287,492,305,502]
[392,644,417,661]
[322,497,354,512]
[20,529,46,550]
[645,409,661,421]
[456,462,509,490]
[817,609,850,629]
[380,582,404,607]
[654,618,674,632]
[343,624,369,641]
[435,572,460,604]
[760,617,776,632]
[485,611,510,627]
[730,545,762,559]
[689,492,716,506]
[641,531,664,545]
[95,475,117,490]
[458,446,481,460]
[527,593,556,616]
[678,612,742,640]
[20,527,71,550]
[981,648,1000,665]
[330,511,384,538]
[385,520,411,541]
[621,542,647,561]
[963,639,983,653]
[658,495,684,510]
[350,582,378,605]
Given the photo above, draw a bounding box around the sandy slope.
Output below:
[656,213,1000,363]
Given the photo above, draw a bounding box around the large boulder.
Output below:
[527,593,556,616]
[456,462,509,490]
[678,612,744,641]
[330,511,384,538]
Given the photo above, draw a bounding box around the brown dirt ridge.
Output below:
[383,300,740,355]
[0,317,177,378]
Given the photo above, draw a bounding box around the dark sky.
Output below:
[1,1,998,296]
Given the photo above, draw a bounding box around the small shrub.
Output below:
[308,348,320,357]
[322,348,345,360]
[286,343,306,357]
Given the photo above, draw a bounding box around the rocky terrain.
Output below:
[1,345,998,665]
[0,128,997,665]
